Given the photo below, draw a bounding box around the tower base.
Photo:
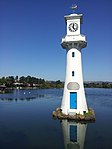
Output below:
[52,107,96,122]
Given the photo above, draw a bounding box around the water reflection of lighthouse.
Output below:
[61,120,87,149]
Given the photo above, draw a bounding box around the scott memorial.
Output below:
[53,6,95,121]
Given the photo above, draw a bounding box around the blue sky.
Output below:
[0,0,112,81]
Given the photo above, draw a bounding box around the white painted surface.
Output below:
[61,12,88,115]
[62,35,86,43]
[67,19,80,35]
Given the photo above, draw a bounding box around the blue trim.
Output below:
[70,92,77,109]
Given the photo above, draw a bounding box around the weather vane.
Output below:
[70,4,77,13]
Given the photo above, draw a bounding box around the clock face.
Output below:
[68,23,78,32]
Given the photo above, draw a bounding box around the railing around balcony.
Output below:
[61,34,86,43]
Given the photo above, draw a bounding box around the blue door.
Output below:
[70,92,77,109]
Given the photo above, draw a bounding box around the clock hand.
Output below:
[72,23,75,30]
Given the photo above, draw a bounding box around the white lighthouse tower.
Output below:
[61,5,88,115]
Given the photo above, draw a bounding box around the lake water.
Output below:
[0,88,112,149]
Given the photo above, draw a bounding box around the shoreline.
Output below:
[0,87,112,94]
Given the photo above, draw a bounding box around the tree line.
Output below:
[84,82,112,88]
[0,76,64,89]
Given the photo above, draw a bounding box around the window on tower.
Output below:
[72,52,75,57]
[72,71,75,76]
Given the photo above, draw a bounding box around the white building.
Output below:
[61,6,88,115]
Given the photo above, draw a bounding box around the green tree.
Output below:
[5,76,15,87]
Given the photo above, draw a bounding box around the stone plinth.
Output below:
[52,107,96,122]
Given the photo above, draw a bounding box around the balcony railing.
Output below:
[61,34,86,43]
